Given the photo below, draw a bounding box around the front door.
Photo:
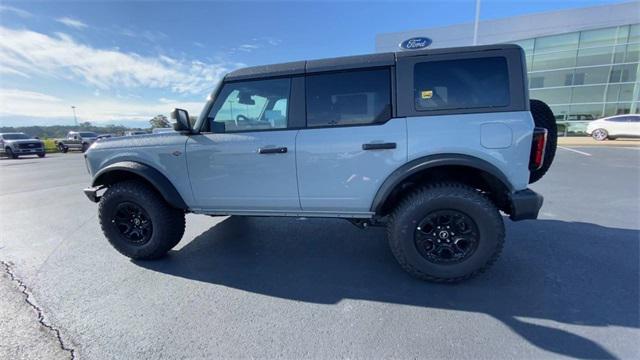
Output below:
[186,77,300,211]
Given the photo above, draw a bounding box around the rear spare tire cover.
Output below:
[529,99,557,184]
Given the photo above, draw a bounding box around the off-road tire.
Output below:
[6,147,18,159]
[99,180,185,260]
[387,182,505,282]
[529,99,557,184]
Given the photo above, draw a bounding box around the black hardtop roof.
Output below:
[225,44,521,81]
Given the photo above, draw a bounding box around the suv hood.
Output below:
[4,139,42,144]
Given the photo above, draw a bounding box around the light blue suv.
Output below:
[84,44,557,282]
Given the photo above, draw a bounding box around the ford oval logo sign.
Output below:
[400,37,432,50]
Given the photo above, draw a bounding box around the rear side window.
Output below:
[414,57,510,111]
[306,68,391,127]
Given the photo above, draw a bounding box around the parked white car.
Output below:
[586,114,640,141]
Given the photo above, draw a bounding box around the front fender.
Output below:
[90,161,187,209]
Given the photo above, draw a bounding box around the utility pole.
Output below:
[473,0,481,45]
[71,106,78,126]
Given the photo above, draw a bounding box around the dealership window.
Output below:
[208,78,290,132]
[579,27,619,48]
[413,57,510,111]
[529,69,574,88]
[531,50,577,71]
[534,33,579,53]
[529,87,572,106]
[305,68,391,127]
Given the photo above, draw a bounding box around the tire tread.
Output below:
[387,182,505,283]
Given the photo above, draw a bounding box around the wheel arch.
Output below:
[371,154,514,216]
[92,161,187,210]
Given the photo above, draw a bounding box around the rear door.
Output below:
[186,77,303,211]
[296,67,407,214]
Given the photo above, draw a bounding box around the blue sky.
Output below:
[0,0,626,126]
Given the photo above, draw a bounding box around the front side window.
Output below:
[414,57,510,111]
[306,68,391,127]
[208,78,290,132]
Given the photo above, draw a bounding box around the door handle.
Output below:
[362,142,397,150]
[258,146,288,154]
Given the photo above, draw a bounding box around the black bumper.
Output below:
[509,189,543,221]
[83,186,103,203]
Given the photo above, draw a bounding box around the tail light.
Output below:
[529,127,547,171]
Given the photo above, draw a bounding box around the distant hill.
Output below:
[0,124,148,139]
[0,115,151,129]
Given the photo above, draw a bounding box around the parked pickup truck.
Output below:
[0,132,45,158]
[55,131,98,153]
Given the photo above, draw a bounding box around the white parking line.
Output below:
[558,146,592,156]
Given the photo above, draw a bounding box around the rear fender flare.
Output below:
[370,154,514,213]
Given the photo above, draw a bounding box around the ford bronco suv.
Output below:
[83,44,556,282]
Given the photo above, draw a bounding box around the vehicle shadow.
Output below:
[137,216,639,358]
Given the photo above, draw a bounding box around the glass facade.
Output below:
[513,24,640,131]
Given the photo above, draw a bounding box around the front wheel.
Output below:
[6,147,18,159]
[58,144,68,153]
[98,180,185,259]
[592,129,608,141]
[387,183,505,282]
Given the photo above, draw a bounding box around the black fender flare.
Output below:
[370,154,514,213]
[91,161,187,209]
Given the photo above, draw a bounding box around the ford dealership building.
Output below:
[376,2,639,131]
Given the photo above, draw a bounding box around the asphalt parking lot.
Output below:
[1,147,638,359]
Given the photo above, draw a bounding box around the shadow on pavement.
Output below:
[137,217,639,359]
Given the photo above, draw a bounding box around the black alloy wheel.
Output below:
[414,210,479,264]
[112,201,153,245]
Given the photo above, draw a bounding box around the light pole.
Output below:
[473,0,481,45]
[71,106,78,126]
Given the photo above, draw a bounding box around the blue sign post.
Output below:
[399,37,433,50]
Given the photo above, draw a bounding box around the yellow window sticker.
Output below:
[421,90,433,99]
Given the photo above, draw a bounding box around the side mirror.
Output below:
[171,108,192,133]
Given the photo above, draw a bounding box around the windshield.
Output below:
[2,133,30,140]
[79,132,98,137]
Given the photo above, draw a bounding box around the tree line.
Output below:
[1,115,172,139]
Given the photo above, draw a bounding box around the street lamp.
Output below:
[473,0,481,45]
[71,106,78,126]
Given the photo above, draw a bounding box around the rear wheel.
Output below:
[592,129,608,141]
[99,180,185,260]
[387,182,505,282]
[529,99,557,184]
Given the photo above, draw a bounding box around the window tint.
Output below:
[208,78,290,132]
[414,57,510,111]
[609,116,630,122]
[306,68,391,127]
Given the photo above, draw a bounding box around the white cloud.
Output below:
[0,26,236,95]
[0,5,32,18]
[0,88,203,122]
[56,17,88,29]
[1,89,62,102]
